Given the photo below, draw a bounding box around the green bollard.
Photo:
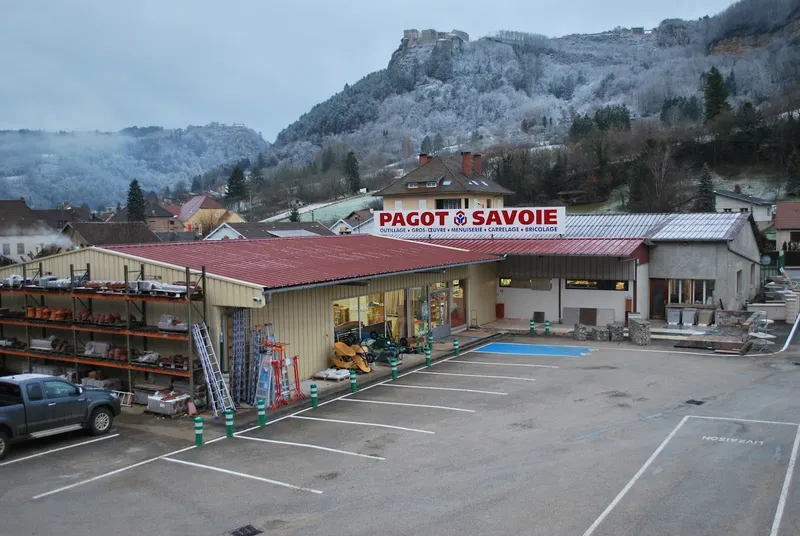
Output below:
[425,347,432,367]
[350,369,358,393]
[391,358,398,380]
[545,319,550,336]
[225,409,234,438]
[454,337,460,356]
[530,319,535,335]
[257,399,266,427]
[311,383,319,408]
[194,416,203,446]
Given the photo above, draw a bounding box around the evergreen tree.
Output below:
[191,176,201,192]
[542,115,548,128]
[250,166,265,192]
[694,163,716,212]
[343,151,361,193]
[788,149,800,196]
[173,179,187,199]
[725,70,737,97]
[704,66,730,123]
[226,166,248,206]
[162,185,171,200]
[433,133,445,153]
[288,205,301,222]
[421,135,433,154]
[126,179,146,222]
[116,202,122,213]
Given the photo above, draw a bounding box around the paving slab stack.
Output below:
[573,323,588,341]
[629,318,651,346]
[786,292,799,323]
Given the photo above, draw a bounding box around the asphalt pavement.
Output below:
[2,335,800,536]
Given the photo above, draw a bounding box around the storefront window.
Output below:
[359,294,385,337]
[430,289,449,332]
[565,280,628,291]
[333,297,360,340]
[384,290,407,341]
[410,287,428,337]
[451,279,467,328]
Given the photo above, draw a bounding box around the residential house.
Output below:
[34,206,94,230]
[0,198,62,263]
[170,195,244,235]
[155,231,199,242]
[204,222,335,240]
[714,188,774,229]
[109,202,184,233]
[61,222,162,247]
[774,202,800,250]
[329,210,375,235]
[376,152,512,211]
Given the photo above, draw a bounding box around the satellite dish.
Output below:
[761,255,772,265]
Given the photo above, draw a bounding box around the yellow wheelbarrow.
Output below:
[331,341,371,373]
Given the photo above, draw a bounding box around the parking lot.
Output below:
[3,335,800,536]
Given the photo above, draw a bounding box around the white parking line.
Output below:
[341,398,475,413]
[0,433,119,467]
[582,416,689,536]
[291,415,434,434]
[161,457,322,494]
[31,435,227,500]
[688,415,800,427]
[770,425,800,536]
[380,383,508,395]
[448,360,559,369]
[415,371,537,381]
[235,434,385,460]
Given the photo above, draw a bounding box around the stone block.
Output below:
[607,323,625,342]
[629,318,651,346]
[573,323,587,341]
[591,328,609,341]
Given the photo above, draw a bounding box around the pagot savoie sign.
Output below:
[375,207,566,239]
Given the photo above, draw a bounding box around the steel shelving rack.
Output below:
[0,262,207,398]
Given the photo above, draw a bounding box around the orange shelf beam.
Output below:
[0,317,189,341]
[0,348,191,377]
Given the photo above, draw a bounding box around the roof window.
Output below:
[407,183,419,189]
[426,181,438,188]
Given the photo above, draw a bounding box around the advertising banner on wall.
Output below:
[375,207,566,239]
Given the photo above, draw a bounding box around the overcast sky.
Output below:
[0,0,735,141]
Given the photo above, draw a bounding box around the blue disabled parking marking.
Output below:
[475,342,591,357]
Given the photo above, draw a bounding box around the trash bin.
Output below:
[496,303,505,319]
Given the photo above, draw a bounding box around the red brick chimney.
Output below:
[461,151,472,175]
[419,153,429,166]
[472,154,482,175]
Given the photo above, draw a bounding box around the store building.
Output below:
[423,212,762,323]
[0,235,498,391]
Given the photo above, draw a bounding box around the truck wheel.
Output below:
[0,431,9,460]
[89,408,113,435]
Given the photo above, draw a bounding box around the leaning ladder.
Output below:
[192,322,235,418]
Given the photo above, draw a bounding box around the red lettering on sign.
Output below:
[544,209,557,225]
[435,211,448,225]
[519,209,534,225]
[421,212,434,226]
[485,211,501,225]
[392,212,407,226]
[500,210,515,225]
[407,212,419,226]
[472,210,485,225]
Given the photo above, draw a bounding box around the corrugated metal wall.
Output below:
[250,266,476,379]
[498,255,636,280]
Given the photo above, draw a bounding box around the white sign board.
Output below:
[375,207,566,239]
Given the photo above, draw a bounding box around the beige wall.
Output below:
[383,193,505,211]
[147,217,185,233]
[187,209,244,235]
[248,264,505,379]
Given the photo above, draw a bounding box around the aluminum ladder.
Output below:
[192,322,235,418]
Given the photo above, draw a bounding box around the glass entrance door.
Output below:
[430,290,451,340]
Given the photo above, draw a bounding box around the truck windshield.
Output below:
[0,382,23,406]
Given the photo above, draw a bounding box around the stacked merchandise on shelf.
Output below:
[231,308,250,405]
[250,324,276,407]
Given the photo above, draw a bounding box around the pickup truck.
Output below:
[0,374,121,460]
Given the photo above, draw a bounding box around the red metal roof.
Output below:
[421,238,644,256]
[106,235,499,290]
